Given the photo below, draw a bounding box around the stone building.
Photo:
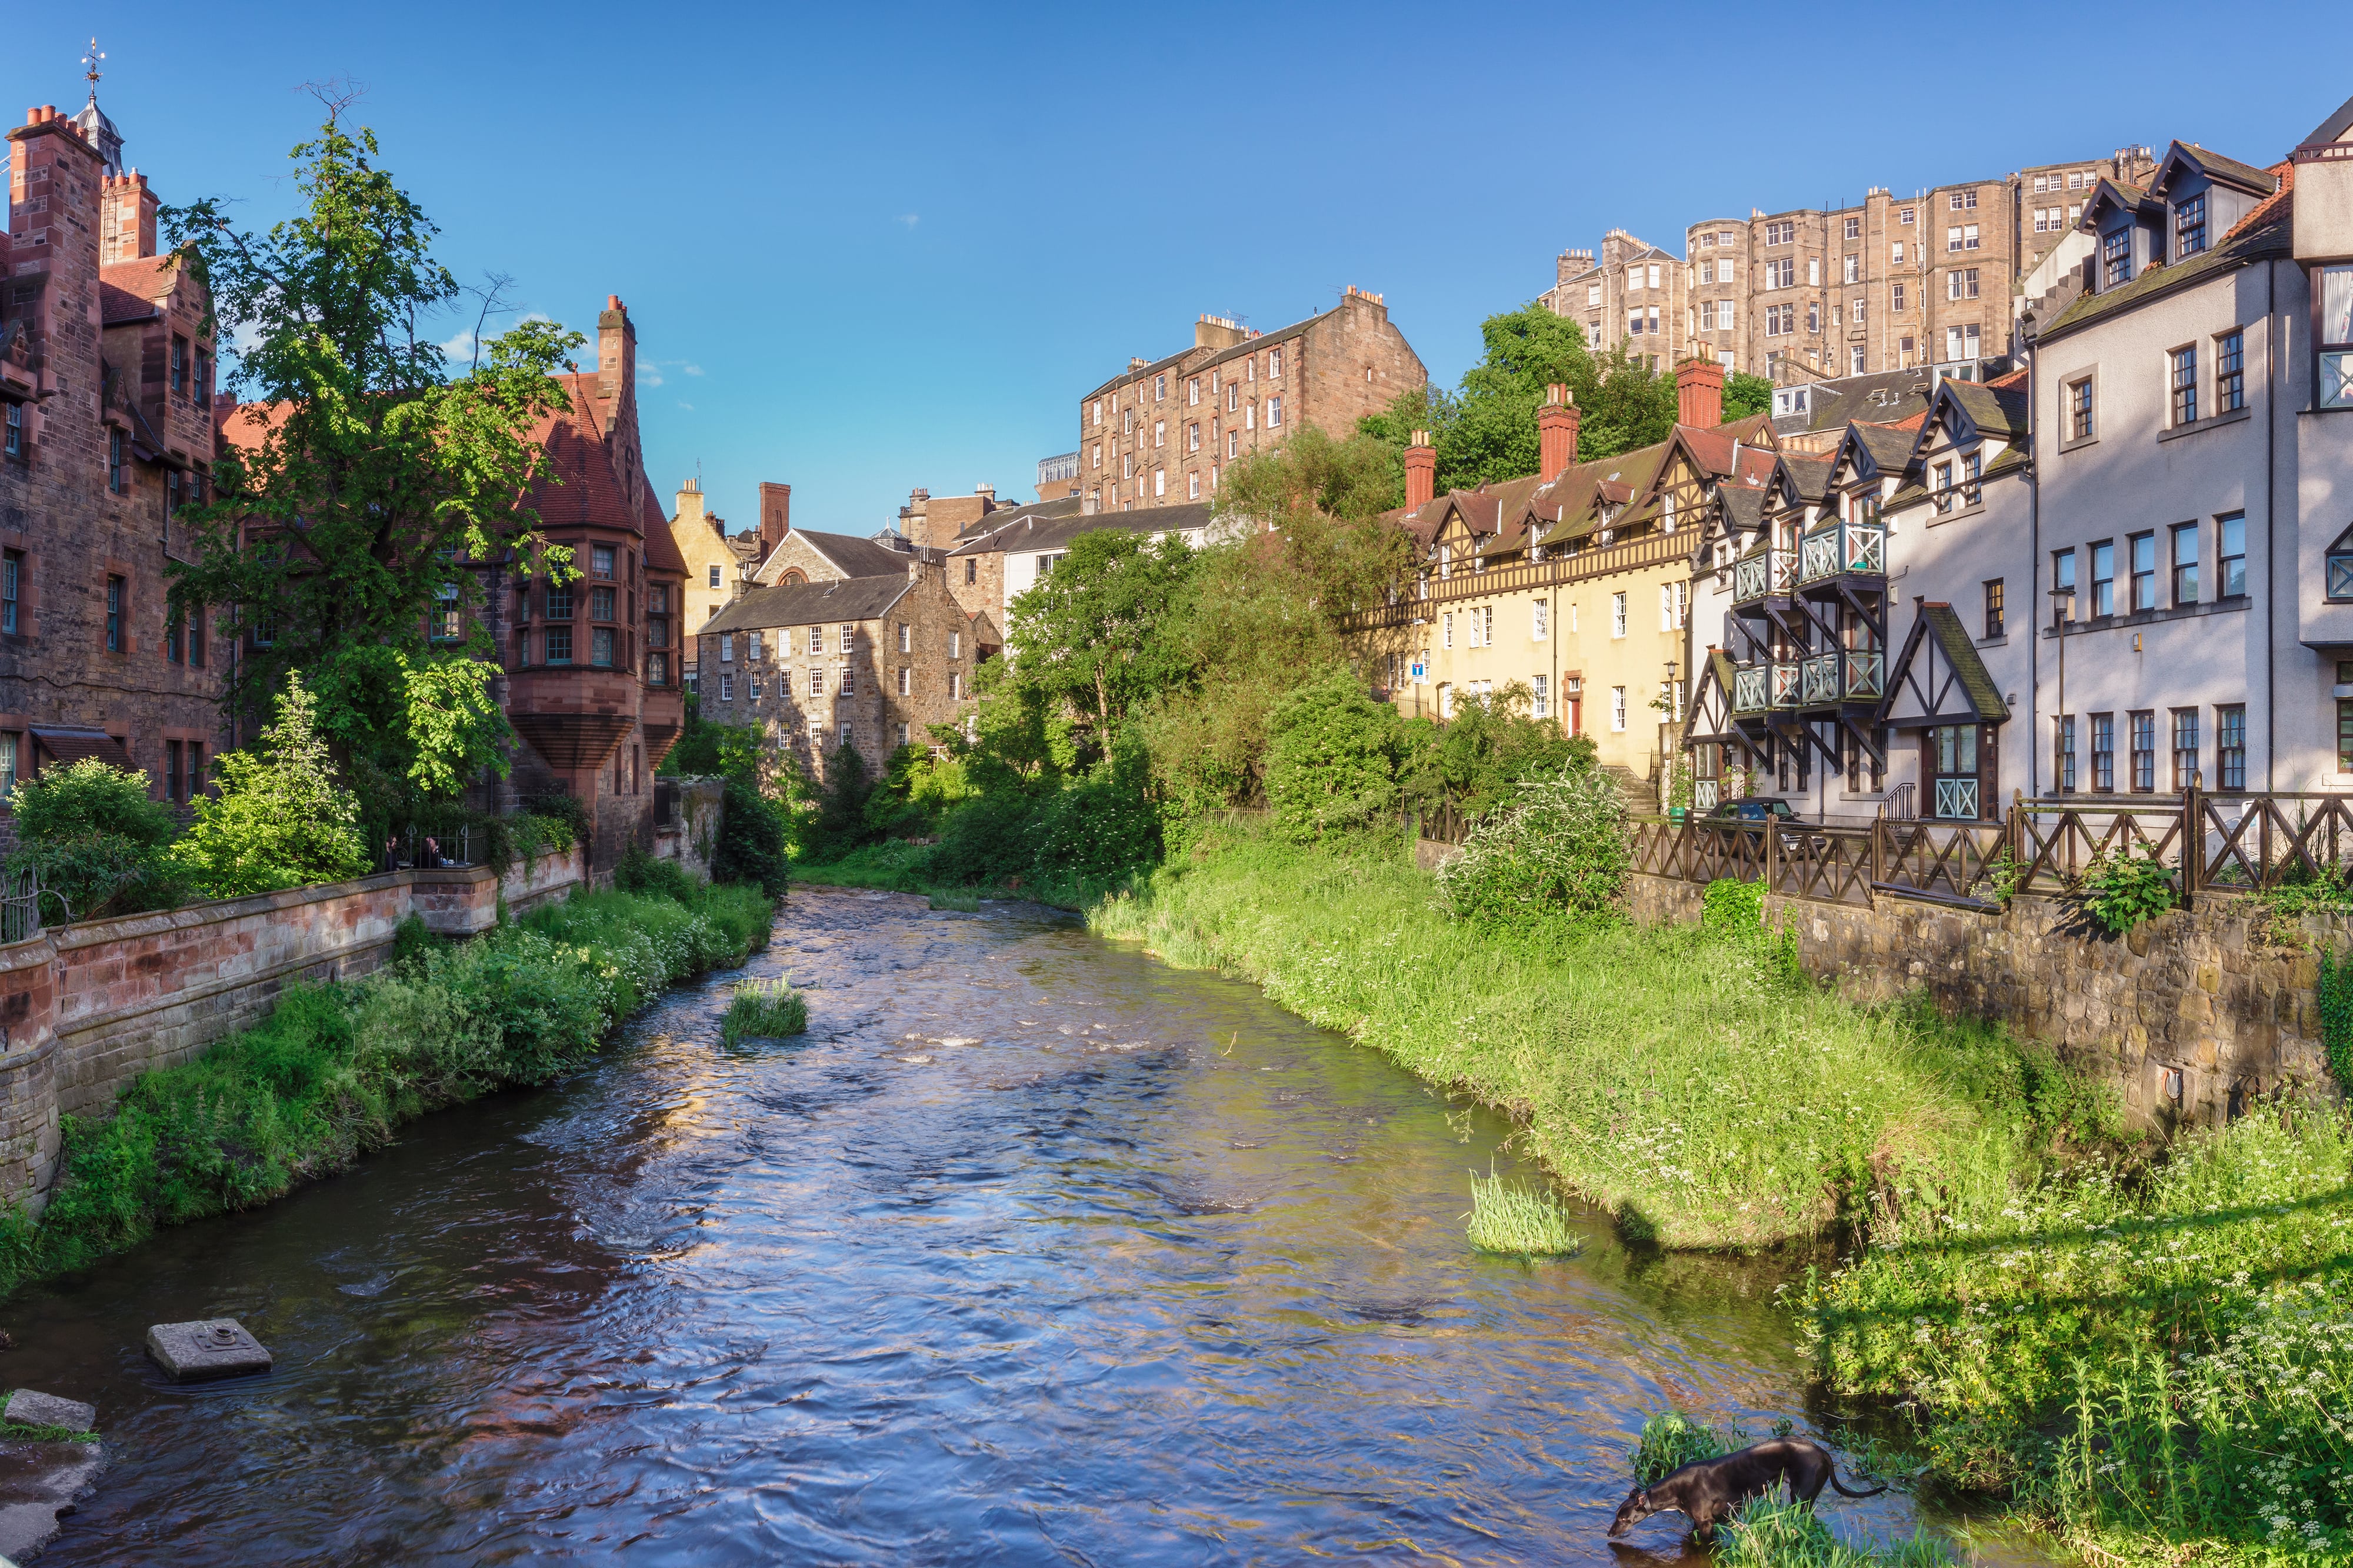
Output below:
[665,478,748,687]
[891,483,1008,552]
[1077,286,1424,512]
[1541,148,2158,384]
[1,89,229,820]
[1035,451,1079,501]
[947,498,1217,630]
[694,559,992,780]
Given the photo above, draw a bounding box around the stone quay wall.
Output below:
[0,847,586,1213]
[1629,870,2338,1134]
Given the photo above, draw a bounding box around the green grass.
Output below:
[0,1395,98,1444]
[1091,821,2114,1250]
[792,842,1003,912]
[1715,1497,1951,1567]
[0,878,775,1300]
[1803,1103,2353,1562]
[722,977,808,1042]
[1464,1167,1581,1255]
[1631,1410,1739,1484]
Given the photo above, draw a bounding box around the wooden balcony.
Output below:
[1338,531,1694,632]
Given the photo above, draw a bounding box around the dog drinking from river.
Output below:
[1607,1437,1887,1543]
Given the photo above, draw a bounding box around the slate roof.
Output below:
[2155,142,2281,198]
[641,486,687,575]
[702,574,915,635]
[1769,368,1934,436]
[1082,303,1345,401]
[1848,423,1918,475]
[1944,379,2029,441]
[949,500,1215,559]
[2302,92,2353,150]
[2039,184,2293,345]
[785,528,926,578]
[954,495,1081,542]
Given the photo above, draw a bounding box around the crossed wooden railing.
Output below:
[1633,787,2353,910]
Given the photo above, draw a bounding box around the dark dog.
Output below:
[1607,1438,1885,1542]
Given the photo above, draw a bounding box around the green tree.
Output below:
[1359,302,1736,495]
[164,103,584,804]
[1262,669,1409,842]
[1001,529,1195,743]
[5,759,188,920]
[170,673,370,897]
[1724,370,1774,422]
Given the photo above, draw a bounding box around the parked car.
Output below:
[1702,797,1798,824]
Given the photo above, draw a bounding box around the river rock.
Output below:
[0,1432,105,1564]
[2,1391,93,1434]
[145,1319,273,1382]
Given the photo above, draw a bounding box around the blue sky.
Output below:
[9,4,2351,535]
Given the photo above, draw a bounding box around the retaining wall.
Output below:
[1629,870,2338,1133]
[0,848,587,1213]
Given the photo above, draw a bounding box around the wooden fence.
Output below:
[1634,788,2353,910]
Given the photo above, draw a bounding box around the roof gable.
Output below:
[2151,141,2279,202]
[1882,603,2010,727]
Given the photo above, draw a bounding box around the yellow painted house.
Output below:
[1353,369,1777,798]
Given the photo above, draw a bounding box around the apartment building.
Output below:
[1076,287,1424,511]
[1679,91,2353,820]
[1541,148,2158,384]
[1,89,229,813]
[1355,358,1777,794]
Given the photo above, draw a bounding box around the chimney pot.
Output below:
[1537,391,1581,482]
[607,294,622,310]
[1404,439,1438,513]
[1676,354,1727,429]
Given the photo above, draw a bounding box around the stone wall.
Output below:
[0,847,587,1213]
[1629,870,2338,1133]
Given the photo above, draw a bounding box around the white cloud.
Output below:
[682,364,704,377]
[896,213,919,229]
[439,328,477,362]
[677,401,695,412]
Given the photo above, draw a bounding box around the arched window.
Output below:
[781,568,807,586]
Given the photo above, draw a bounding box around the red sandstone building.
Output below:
[1,88,229,825]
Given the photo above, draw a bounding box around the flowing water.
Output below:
[7,886,2037,1565]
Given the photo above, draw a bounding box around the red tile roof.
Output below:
[2222,159,2295,244]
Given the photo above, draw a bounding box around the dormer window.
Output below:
[2175,192,2207,258]
[2101,226,2132,289]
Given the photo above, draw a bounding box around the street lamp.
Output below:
[2049,585,2073,794]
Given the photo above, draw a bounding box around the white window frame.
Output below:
[1611,591,1628,639]
[1611,686,1628,732]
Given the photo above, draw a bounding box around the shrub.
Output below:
[1715,1496,1949,1567]
[2077,845,2176,935]
[1029,763,1161,889]
[1435,761,1629,926]
[4,759,189,922]
[2320,947,2353,1087]
[1701,876,1765,937]
[926,789,1044,888]
[722,977,808,1042]
[171,674,369,898]
[615,842,702,904]
[712,776,791,898]
[1262,670,1406,841]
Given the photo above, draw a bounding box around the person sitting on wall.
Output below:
[419,836,444,869]
[382,835,401,874]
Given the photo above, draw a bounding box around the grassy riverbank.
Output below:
[0,879,772,1299]
[1091,819,2109,1251]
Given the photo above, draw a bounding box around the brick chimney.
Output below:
[1677,347,1725,429]
[1537,385,1580,482]
[675,478,709,533]
[596,295,635,409]
[1404,431,1437,513]
[758,481,791,556]
[101,171,156,262]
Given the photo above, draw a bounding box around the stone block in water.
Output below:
[145,1319,272,1382]
[2,1389,94,1433]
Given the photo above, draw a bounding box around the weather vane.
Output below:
[82,38,105,98]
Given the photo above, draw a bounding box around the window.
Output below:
[2129,710,2157,792]
[2321,266,2353,408]
[1154,373,1166,401]
[189,605,205,667]
[1269,346,1284,376]
[965,557,977,585]
[1188,472,1201,500]
[2056,715,2077,793]
[809,667,824,697]
[839,665,855,698]
[1660,581,1685,630]
[840,623,856,654]
[1945,323,1982,361]
[648,652,668,686]
[3,402,19,459]
[897,666,911,696]
[2175,193,2207,258]
[1532,598,1547,640]
[196,349,212,400]
[948,671,961,700]
[2091,713,2115,792]
[708,564,721,589]
[2171,708,2201,790]
[2127,532,2158,612]
[591,544,615,579]
[809,625,824,655]
[2090,541,2115,616]
[2052,548,2077,622]
[105,575,122,652]
[2101,226,2132,289]
[546,624,573,665]
[1984,579,2004,638]
[2216,329,2244,413]
[718,633,734,664]
[1764,219,1794,246]
[1891,282,1906,313]
[2068,378,2095,441]
[748,630,765,661]
[1949,189,1975,211]
[591,627,615,667]
[1226,429,1238,459]
[591,585,616,622]
[2217,703,2247,790]
[1531,673,1548,720]
[1187,377,1199,405]
[1,550,18,636]
[1441,611,1452,649]
[1899,208,1914,226]
[1587,284,1602,307]
[1947,268,1979,301]
[1611,686,1628,731]
[718,672,732,702]
[165,739,181,803]
[1267,395,1282,427]
[949,629,961,659]
[548,583,574,620]
[1947,226,1962,253]
[2218,513,2245,598]
[747,673,762,703]
[1843,215,1860,241]
[2170,344,2198,426]
[108,429,125,493]
[1186,422,1200,453]
[1851,346,1867,375]
[1611,591,1628,638]
[1766,258,1795,289]
[1807,302,1821,334]
[1153,468,1165,497]
[2171,522,2199,605]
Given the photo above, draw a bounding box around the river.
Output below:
[5,886,2016,1565]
